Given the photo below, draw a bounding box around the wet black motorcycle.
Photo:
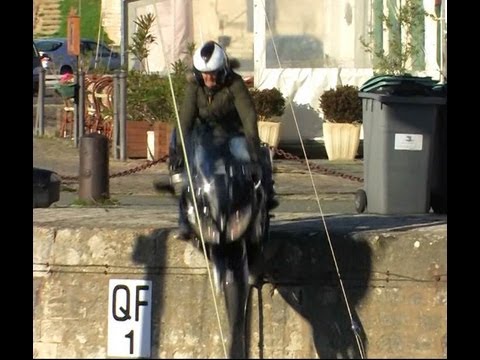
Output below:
[174,126,271,358]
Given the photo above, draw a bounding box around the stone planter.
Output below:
[323,122,361,161]
[258,119,282,148]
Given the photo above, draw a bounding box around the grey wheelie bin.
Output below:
[355,76,446,214]
[430,83,447,214]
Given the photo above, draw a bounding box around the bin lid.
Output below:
[360,75,439,95]
[432,83,447,96]
[358,92,446,105]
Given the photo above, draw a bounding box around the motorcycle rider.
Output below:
[169,40,278,240]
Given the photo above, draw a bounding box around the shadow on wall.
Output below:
[262,217,371,358]
[130,224,369,358]
[131,229,168,358]
[129,214,445,357]
[259,213,446,358]
[280,102,322,142]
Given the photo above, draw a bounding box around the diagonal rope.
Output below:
[259,0,366,357]
[153,8,228,358]
[94,3,103,70]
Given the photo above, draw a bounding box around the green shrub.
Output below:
[359,0,427,75]
[249,87,286,122]
[319,85,362,123]
[128,13,156,72]
[126,60,188,124]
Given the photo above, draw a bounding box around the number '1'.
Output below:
[125,330,134,354]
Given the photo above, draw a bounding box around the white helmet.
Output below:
[193,41,230,84]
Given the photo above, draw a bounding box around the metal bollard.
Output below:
[78,71,85,138]
[36,68,46,136]
[118,70,127,161]
[79,133,109,202]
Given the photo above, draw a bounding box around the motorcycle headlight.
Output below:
[185,175,253,244]
[186,203,220,244]
[226,204,252,242]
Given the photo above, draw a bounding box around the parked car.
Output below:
[33,38,121,74]
[33,41,42,95]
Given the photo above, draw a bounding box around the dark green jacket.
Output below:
[177,72,261,162]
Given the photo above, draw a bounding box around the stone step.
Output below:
[41,4,60,11]
[35,19,61,31]
[40,0,61,4]
[37,18,61,27]
[35,29,59,36]
[36,26,60,34]
[36,12,60,18]
[37,8,60,16]
[39,10,61,17]
[37,8,61,16]
[34,0,62,35]
[36,17,62,25]
[38,19,62,27]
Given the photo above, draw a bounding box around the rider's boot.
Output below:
[264,165,279,210]
[175,220,193,241]
[168,127,185,197]
[211,248,225,294]
[266,180,279,210]
[175,218,193,241]
[259,144,279,210]
[248,247,265,286]
[174,192,194,241]
[169,171,183,196]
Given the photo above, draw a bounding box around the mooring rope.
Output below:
[259,0,366,357]
[153,9,229,357]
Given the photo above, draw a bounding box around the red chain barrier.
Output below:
[274,148,364,183]
[59,155,169,182]
[59,149,363,183]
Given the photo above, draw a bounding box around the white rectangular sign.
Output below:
[107,279,152,358]
[394,133,423,151]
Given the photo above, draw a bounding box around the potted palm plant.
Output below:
[125,12,189,159]
[249,87,286,148]
[126,63,188,159]
[319,84,362,160]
